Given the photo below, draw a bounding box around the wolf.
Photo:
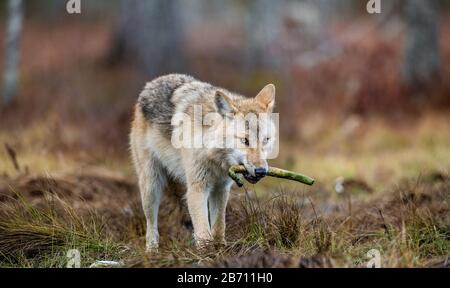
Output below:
[130,74,277,250]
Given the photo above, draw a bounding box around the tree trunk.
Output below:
[402,0,441,87]
[2,0,24,106]
[109,0,186,77]
[244,0,283,70]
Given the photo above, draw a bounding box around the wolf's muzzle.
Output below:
[254,167,268,177]
[243,167,267,184]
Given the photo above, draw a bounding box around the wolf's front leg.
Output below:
[186,181,212,247]
[138,154,167,252]
[209,183,231,244]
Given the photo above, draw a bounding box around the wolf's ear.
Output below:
[215,91,235,116]
[255,84,275,112]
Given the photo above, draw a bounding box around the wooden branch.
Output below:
[228,165,315,187]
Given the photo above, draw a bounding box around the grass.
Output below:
[0,169,448,267]
[0,193,129,268]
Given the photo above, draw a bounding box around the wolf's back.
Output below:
[138,74,196,126]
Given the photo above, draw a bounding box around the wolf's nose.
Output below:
[254,167,268,177]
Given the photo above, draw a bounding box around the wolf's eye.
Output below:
[241,138,250,146]
[263,137,270,145]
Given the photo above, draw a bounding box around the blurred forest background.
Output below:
[0,0,449,268]
[0,0,449,159]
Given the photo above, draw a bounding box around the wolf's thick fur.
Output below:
[130,74,276,250]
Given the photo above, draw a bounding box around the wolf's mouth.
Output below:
[243,172,265,184]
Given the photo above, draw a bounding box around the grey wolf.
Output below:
[130,74,277,250]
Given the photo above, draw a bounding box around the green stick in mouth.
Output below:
[228,165,315,187]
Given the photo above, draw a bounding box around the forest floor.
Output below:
[0,20,449,268]
[0,112,449,268]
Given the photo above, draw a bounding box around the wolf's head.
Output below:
[215,84,277,184]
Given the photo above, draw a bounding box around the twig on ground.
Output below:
[4,143,20,172]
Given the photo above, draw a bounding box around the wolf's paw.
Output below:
[194,237,214,251]
[145,243,159,253]
[214,239,227,249]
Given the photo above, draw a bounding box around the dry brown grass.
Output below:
[0,168,448,268]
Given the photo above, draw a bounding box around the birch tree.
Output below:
[3,0,24,106]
